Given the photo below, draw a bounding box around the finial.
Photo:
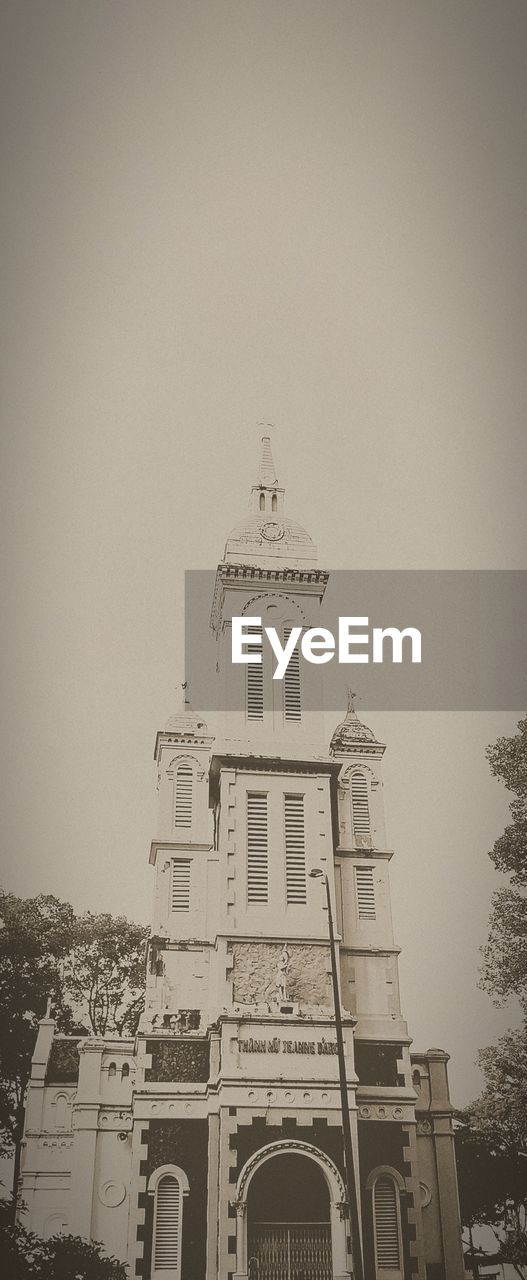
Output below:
[346,688,358,715]
[175,681,191,711]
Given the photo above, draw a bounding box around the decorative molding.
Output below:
[147,1163,190,1196]
[98,1180,126,1208]
[237,1138,346,1204]
[359,1104,411,1122]
[419,1180,432,1208]
[365,1164,405,1193]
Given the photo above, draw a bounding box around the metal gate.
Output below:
[248,1222,332,1279]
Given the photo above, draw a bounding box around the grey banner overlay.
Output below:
[185,570,527,711]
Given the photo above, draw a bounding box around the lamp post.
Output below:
[310,868,364,1280]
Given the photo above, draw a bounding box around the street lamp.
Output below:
[309,868,364,1280]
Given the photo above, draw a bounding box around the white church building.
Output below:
[19,437,465,1280]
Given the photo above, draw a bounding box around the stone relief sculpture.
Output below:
[275,943,290,1004]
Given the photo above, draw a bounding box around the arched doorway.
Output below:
[248,1153,331,1278]
[234,1140,350,1280]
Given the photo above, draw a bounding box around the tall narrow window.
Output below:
[259,492,265,511]
[247,792,269,903]
[283,627,301,722]
[54,1094,68,1129]
[174,764,193,829]
[355,865,376,919]
[284,794,307,904]
[373,1175,401,1270]
[351,771,370,840]
[246,631,264,720]
[271,493,277,512]
[171,859,191,912]
[153,1174,183,1276]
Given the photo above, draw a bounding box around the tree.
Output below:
[0,1198,127,1278]
[481,887,527,1014]
[480,716,527,1013]
[486,715,527,886]
[0,893,148,1213]
[0,894,76,1207]
[455,1110,527,1279]
[455,1024,527,1276]
[455,721,527,1276]
[63,912,148,1037]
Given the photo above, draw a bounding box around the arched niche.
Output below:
[233,1140,351,1279]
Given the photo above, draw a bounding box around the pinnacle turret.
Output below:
[329,689,384,754]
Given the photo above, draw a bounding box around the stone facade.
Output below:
[19,437,465,1280]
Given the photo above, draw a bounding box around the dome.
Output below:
[164,686,208,736]
[330,692,380,754]
[224,513,317,570]
[164,709,208,736]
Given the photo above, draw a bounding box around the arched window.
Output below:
[121,1062,130,1080]
[271,493,277,512]
[54,1093,68,1129]
[174,763,193,829]
[259,492,265,511]
[351,771,370,841]
[283,626,301,722]
[148,1165,189,1280]
[373,1173,402,1274]
[246,631,264,721]
[108,1062,117,1079]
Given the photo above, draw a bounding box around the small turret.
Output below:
[329,690,383,755]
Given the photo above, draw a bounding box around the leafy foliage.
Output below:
[0,1199,127,1278]
[0,892,147,1208]
[480,717,527,1014]
[486,714,527,889]
[481,887,527,1014]
[63,912,148,1037]
[0,894,75,1168]
[456,1076,527,1273]
[456,720,527,1274]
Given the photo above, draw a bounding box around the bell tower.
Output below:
[211,434,329,746]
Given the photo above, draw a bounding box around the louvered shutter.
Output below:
[171,859,191,912]
[374,1175,400,1269]
[284,794,307,904]
[246,630,264,720]
[247,793,269,903]
[283,627,301,722]
[174,764,192,828]
[351,772,370,839]
[154,1175,182,1272]
[355,865,376,919]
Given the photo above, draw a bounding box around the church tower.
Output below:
[19,433,465,1280]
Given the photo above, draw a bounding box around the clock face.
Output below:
[261,521,284,542]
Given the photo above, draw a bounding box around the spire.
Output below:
[221,429,318,569]
[249,430,285,521]
[256,434,278,487]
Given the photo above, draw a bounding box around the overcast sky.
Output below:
[1,0,526,1104]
